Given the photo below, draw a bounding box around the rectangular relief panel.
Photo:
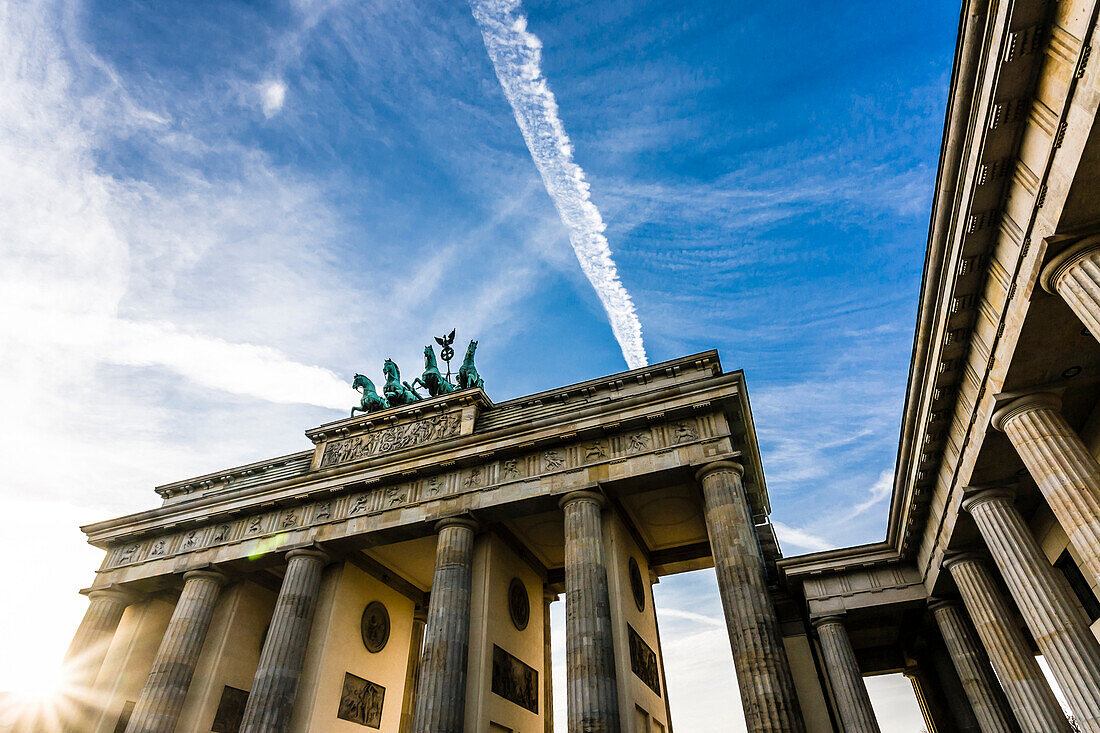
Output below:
[491,644,539,713]
[628,624,661,696]
[337,672,385,728]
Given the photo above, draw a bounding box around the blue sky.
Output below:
[0,0,961,728]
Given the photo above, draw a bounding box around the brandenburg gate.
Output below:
[62,348,827,732]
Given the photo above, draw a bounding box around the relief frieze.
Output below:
[320,412,461,468]
[106,415,719,570]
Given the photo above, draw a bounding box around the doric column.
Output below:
[1041,235,1100,341]
[560,490,620,733]
[543,588,556,733]
[64,586,133,691]
[696,461,805,733]
[240,548,329,733]
[412,517,478,733]
[944,554,1070,733]
[928,599,1017,733]
[125,570,226,733]
[812,616,880,733]
[399,607,428,733]
[991,393,1100,592]
[963,489,1100,729]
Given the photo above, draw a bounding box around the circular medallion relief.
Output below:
[629,557,646,612]
[360,601,390,653]
[508,577,530,631]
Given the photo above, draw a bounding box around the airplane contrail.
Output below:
[469,0,648,369]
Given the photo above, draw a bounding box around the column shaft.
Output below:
[64,588,131,691]
[965,491,1100,729]
[544,590,555,733]
[697,462,805,733]
[929,600,1017,733]
[561,491,620,733]
[993,394,1100,593]
[813,617,880,733]
[412,518,477,733]
[946,555,1070,733]
[240,548,328,733]
[125,570,225,733]
[399,610,427,733]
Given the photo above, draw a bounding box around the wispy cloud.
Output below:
[260,79,288,117]
[468,0,647,369]
[852,469,894,518]
[772,520,834,553]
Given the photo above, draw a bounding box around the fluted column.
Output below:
[412,517,478,733]
[696,461,805,732]
[812,616,880,733]
[125,570,226,733]
[399,607,428,733]
[992,393,1100,593]
[963,489,1100,729]
[560,490,620,733]
[944,554,1070,733]
[1041,235,1100,341]
[929,599,1017,733]
[64,586,133,691]
[543,589,556,733]
[240,548,329,733]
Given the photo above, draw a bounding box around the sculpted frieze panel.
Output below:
[105,414,722,570]
[320,412,461,468]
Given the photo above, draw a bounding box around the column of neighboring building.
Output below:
[991,393,1100,593]
[560,490,620,733]
[412,517,478,733]
[696,461,806,733]
[240,548,329,733]
[928,599,1017,733]
[812,616,880,733]
[125,570,227,733]
[962,489,1100,729]
[398,607,428,733]
[944,554,1071,733]
[1041,235,1100,341]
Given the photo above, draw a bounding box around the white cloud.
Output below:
[772,520,834,553]
[852,469,894,518]
[260,79,288,116]
[469,0,647,369]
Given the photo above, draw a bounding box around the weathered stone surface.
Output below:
[812,616,880,733]
[561,490,621,733]
[1041,235,1100,342]
[945,554,1070,733]
[412,517,478,733]
[697,462,805,733]
[125,570,226,733]
[240,549,329,733]
[963,489,1100,730]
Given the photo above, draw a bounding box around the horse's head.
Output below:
[424,345,436,364]
[465,339,478,359]
[383,359,399,380]
[352,373,369,389]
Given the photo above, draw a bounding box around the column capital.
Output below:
[434,516,479,534]
[694,460,745,484]
[990,392,1062,431]
[285,547,330,565]
[927,597,962,614]
[82,584,137,604]
[942,551,986,570]
[960,487,1015,514]
[412,606,429,624]
[543,588,559,604]
[182,568,228,585]
[810,614,846,631]
[1040,234,1100,293]
[558,489,606,510]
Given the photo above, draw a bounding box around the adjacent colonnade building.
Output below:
[55,0,1100,730]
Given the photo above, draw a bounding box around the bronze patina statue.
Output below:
[382,359,422,407]
[457,339,484,390]
[350,374,388,417]
[349,331,484,416]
